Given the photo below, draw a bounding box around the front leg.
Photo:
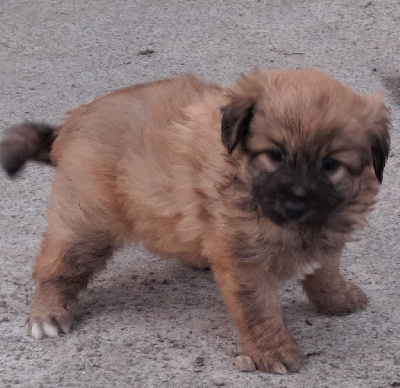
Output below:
[302,256,368,315]
[212,258,302,374]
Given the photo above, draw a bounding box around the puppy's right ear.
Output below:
[221,98,254,154]
[364,93,391,184]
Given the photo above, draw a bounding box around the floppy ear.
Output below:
[365,94,390,183]
[221,97,254,154]
[370,129,390,183]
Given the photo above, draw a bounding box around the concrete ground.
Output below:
[0,0,399,387]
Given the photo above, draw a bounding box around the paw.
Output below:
[243,342,303,374]
[26,309,74,340]
[314,282,368,316]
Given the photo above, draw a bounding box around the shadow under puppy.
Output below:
[0,69,390,374]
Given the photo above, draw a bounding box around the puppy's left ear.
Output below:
[221,97,254,154]
[365,94,391,183]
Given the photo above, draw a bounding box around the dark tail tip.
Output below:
[0,122,57,177]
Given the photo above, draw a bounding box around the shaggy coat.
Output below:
[0,69,390,374]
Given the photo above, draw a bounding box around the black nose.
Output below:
[283,199,308,219]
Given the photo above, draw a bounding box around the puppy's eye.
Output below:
[267,149,284,163]
[322,157,340,172]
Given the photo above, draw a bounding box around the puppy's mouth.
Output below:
[252,186,344,229]
[260,202,325,228]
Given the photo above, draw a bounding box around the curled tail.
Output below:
[0,122,58,177]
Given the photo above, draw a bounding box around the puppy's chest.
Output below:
[269,239,324,280]
[233,230,328,280]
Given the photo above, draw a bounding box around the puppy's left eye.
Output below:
[267,149,284,163]
[322,157,340,172]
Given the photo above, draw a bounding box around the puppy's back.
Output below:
[52,75,222,162]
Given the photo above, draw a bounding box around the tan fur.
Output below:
[17,70,389,373]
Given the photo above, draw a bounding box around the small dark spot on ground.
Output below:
[139,49,156,55]
[194,356,205,367]
[306,351,321,357]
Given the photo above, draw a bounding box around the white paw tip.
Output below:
[60,323,71,334]
[42,321,59,338]
[30,321,44,340]
[234,355,256,372]
[274,363,288,375]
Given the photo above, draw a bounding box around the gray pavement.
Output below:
[0,1,399,387]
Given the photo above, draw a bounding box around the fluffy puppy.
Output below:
[0,69,390,374]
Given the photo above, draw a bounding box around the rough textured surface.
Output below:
[0,0,399,387]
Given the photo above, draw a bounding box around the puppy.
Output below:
[0,69,390,374]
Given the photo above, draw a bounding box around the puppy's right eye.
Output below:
[322,157,340,172]
[267,149,284,163]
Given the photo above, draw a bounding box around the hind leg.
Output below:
[26,170,121,339]
[27,228,117,339]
